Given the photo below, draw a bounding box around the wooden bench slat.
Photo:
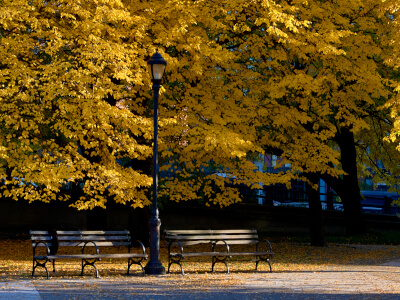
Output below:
[169,240,211,246]
[58,241,131,247]
[34,253,147,260]
[228,252,273,256]
[174,239,259,246]
[218,240,259,245]
[57,235,130,241]
[165,234,258,240]
[30,230,49,235]
[95,253,148,259]
[32,242,53,247]
[33,241,131,247]
[170,251,273,258]
[165,229,257,234]
[31,236,52,241]
[170,252,230,257]
[56,230,129,235]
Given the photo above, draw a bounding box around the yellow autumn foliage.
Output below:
[1,0,399,210]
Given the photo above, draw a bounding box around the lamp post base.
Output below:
[144,215,166,275]
[144,261,166,275]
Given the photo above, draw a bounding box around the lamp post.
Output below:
[144,51,167,275]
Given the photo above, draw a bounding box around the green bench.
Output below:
[30,230,147,278]
[164,229,273,275]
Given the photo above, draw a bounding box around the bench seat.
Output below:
[169,250,273,257]
[34,253,148,260]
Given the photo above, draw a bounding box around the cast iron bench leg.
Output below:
[255,256,272,272]
[212,256,230,274]
[168,257,185,275]
[81,258,99,278]
[32,259,50,279]
[127,258,145,275]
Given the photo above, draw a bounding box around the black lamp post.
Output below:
[144,51,167,275]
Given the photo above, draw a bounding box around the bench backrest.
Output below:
[30,230,132,248]
[164,229,259,246]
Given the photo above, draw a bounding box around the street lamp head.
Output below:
[147,51,167,81]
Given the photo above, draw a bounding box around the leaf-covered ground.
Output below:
[1,237,400,282]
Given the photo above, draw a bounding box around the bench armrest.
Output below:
[33,241,51,257]
[81,241,100,255]
[167,240,184,255]
[256,239,273,253]
[129,240,146,255]
[212,240,230,253]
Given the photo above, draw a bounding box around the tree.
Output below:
[204,0,400,237]
[0,0,301,209]
[382,2,400,201]
[0,0,155,209]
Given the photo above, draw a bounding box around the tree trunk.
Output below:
[305,173,326,247]
[336,127,365,235]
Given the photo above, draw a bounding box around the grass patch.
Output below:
[262,229,400,246]
[326,230,400,245]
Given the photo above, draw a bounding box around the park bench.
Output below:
[30,230,148,279]
[164,229,273,275]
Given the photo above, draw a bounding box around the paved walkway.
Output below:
[1,260,400,299]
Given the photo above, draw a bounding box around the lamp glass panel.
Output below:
[152,64,166,80]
